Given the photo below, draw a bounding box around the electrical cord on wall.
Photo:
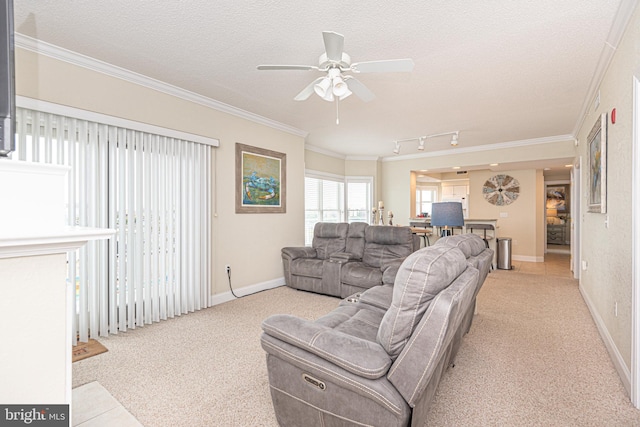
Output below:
[227,266,241,298]
[226,265,275,299]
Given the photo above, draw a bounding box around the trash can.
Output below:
[497,237,512,270]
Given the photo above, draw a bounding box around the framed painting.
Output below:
[587,113,607,213]
[235,143,286,213]
[546,185,568,212]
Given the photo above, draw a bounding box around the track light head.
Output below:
[450,132,459,146]
[393,141,401,155]
[418,137,425,151]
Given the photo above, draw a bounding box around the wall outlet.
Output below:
[500,212,508,218]
[225,265,231,273]
[582,260,588,271]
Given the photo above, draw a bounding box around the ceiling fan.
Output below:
[257,31,414,104]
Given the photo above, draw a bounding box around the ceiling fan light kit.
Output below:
[257,31,414,122]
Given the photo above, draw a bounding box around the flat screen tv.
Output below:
[0,0,14,157]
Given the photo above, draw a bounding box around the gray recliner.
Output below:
[262,243,480,427]
[281,222,349,296]
[282,223,419,298]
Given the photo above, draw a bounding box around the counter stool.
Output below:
[466,223,494,249]
[410,227,432,247]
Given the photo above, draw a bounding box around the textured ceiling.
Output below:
[13,0,630,162]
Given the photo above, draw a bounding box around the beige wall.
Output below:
[468,169,544,261]
[304,149,345,176]
[380,141,574,251]
[16,48,306,295]
[576,5,640,375]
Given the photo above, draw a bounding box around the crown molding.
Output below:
[382,134,576,162]
[345,155,381,161]
[15,34,308,139]
[572,0,639,137]
[304,143,346,159]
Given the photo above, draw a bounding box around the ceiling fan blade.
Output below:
[257,65,318,71]
[322,31,344,62]
[345,77,375,102]
[350,58,414,73]
[294,77,325,101]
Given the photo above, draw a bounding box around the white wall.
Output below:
[16,48,306,296]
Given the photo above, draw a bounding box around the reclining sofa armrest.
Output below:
[281,246,318,261]
[262,314,391,379]
[329,252,362,262]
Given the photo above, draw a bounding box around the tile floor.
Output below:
[72,382,142,427]
[510,252,574,278]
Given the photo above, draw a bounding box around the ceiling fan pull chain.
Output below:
[336,98,340,125]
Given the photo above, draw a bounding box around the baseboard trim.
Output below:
[210,277,285,306]
[512,255,544,263]
[579,283,631,396]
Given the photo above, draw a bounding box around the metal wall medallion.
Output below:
[483,174,520,206]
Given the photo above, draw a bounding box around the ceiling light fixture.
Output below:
[393,141,401,155]
[450,132,459,146]
[418,137,425,151]
[391,131,461,154]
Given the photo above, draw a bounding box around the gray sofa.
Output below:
[282,222,418,298]
[261,234,493,426]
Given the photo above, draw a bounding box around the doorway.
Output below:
[545,181,571,255]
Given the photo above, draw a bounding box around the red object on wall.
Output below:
[611,108,616,124]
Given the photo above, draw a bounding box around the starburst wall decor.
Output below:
[483,174,520,206]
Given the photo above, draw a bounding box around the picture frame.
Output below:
[587,113,607,213]
[235,143,286,213]
[546,185,568,212]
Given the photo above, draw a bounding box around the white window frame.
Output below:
[416,185,439,217]
[305,170,374,245]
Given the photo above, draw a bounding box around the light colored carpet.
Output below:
[73,256,640,426]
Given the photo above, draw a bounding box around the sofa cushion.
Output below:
[363,226,415,268]
[312,222,349,259]
[377,245,468,358]
[345,222,367,259]
[262,310,391,379]
[290,258,324,279]
[341,262,383,288]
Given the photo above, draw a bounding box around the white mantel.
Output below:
[0,160,114,411]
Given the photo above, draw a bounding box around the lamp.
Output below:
[431,202,464,237]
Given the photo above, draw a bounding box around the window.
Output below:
[12,103,217,343]
[346,178,373,224]
[305,173,372,245]
[416,186,438,217]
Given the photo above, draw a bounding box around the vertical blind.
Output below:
[13,107,213,344]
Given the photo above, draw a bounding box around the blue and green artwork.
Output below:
[242,151,281,206]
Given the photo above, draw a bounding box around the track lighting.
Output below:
[391,131,460,154]
[450,132,459,146]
